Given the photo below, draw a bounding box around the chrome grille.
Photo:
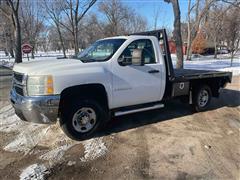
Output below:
[12,72,25,96]
[13,72,24,84]
[14,85,24,96]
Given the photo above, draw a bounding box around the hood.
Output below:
[13,58,101,75]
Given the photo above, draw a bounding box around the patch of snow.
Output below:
[0,60,14,68]
[80,137,108,162]
[171,54,240,76]
[0,114,24,132]
[0,104,76,162]
[0,105,51,154]
[219,67,240,76]
[39,144,73,165]
[4,125,49,154]
[0,105,25,133]
[1,105,108,165]
[0,104,12,112]
[67,161,76,166]
[19,164,50,180]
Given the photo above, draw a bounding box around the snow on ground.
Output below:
[0,104,25,132]
[80,137,108,162]
[39,144,72,164]
[0,50,74,58]
[4,125,50,154]
[19,164,50,180]
[172,54,240,76]
[0,104,108,174]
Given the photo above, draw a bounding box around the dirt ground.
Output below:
[0,67,239,180]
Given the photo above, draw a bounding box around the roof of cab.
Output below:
[102,35,155,40]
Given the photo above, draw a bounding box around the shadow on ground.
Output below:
[96,88,240,138]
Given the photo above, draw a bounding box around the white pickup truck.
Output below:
[10,29,232,140]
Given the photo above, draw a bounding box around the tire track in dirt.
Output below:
[133,126,151,179]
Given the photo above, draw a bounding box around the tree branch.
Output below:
[76,0,97,23]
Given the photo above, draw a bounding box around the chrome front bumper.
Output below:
[10,89,60,124]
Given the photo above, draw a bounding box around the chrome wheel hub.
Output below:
[72,107,96,133]
[198,90,209,107]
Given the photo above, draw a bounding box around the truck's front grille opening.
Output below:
[13,72,25,96]
[13,72,24,84]
[14,86,24,96]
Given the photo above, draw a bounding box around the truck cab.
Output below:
[10,29,232,140]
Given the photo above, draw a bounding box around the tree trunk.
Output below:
[186,0,192,61]
[9,33,15,58]
[9,48,14,58]
[214,39,218,59]
[31,46,35,59]
[170,0,184,69]
[14,11,22,63]
[186,39,192,60]
[186,27,192,60]
[230,51,234,67]
[56,24,66,58]
[4,49,9,56]
[74,26,79,55]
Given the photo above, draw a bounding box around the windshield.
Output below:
[77,39,126,62]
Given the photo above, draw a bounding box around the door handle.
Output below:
[148,70,159,73]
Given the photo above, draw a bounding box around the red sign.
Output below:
[22,44,32,54]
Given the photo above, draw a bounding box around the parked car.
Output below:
[217,49,230,54]
[10,29,232,140]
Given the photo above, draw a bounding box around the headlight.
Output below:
[27,75,54,96]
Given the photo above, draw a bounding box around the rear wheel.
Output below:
[60,99,108,141]
[192,85,212,112]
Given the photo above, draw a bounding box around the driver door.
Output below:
[112,39,162,108]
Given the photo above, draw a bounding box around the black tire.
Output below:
[60,99,108,141]
[192,85,212,112]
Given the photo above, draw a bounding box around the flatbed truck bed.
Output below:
[174,69,232,81]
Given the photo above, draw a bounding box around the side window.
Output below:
[120,39,156,64]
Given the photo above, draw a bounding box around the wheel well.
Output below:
[190,78,226,97]
[58,84,108,116]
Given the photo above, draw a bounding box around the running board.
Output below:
[115,104,164,116]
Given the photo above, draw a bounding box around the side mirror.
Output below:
[132,49,144,66]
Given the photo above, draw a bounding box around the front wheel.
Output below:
[60,99,108,141]
[192,85,212,112]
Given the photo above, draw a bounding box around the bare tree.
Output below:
[0,11,15,57]
[59,0,97,55]
[98,0,129,36]
[164,0,183,69]
[186,0,216,60]
[42,0,67,58]
[220,0,240,7]
[186,0,240,60]
[223,7,240,66]
[153,6,160,30]
[128,12,147,33]
[99,0,147,36]
[0,0,22,63]
[205,5,226,58]
[20,0,45,58]
[80,14,105,46]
